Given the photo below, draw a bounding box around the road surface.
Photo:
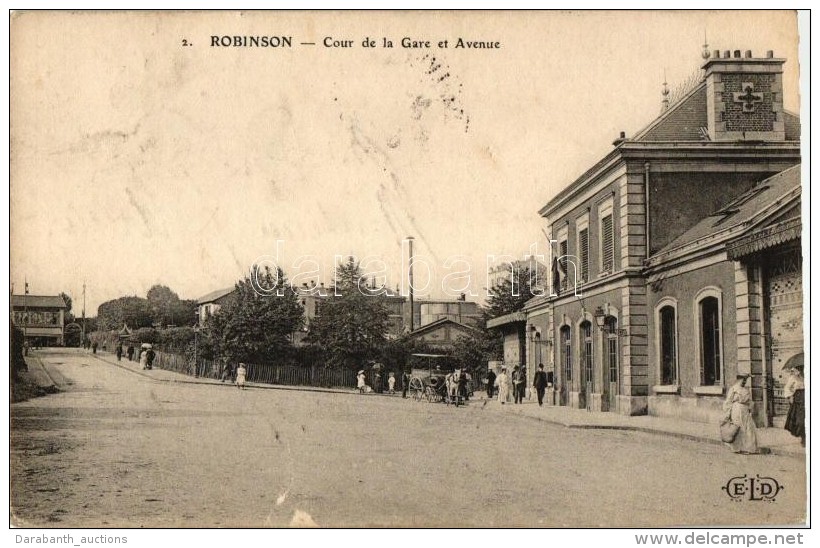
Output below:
[10,349,807,527]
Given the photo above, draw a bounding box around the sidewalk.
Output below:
[87,349,360,397]
[492,396,805,458]
[33,349,806,458]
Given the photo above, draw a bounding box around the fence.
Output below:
[147,348,358,390]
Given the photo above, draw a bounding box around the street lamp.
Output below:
[193,310,200,378]
[594,305,607,329]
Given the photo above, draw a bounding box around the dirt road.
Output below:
[10,349,807,527]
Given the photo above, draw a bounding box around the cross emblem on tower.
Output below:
[733,82,764,113]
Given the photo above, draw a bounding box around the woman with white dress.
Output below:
[494,367,510,404]
[235,363,247,390]
[722,374,759,454]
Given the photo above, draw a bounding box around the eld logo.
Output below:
[723,474,784,502]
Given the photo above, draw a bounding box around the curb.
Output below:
[22,355,61,391]
[506,408,803,458]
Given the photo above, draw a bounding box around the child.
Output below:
[387,372,396,394]
[236,362,247,390]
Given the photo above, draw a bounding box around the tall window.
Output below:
[605,317,618,384]
[581,321,593,389]
[559,239,569,291]
[700,296,721,385]
[578,227,589,283]
[659,305,677,385]
[600,214,614,273]
[561,326,572,383]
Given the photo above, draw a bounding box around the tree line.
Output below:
[87,257,541,374]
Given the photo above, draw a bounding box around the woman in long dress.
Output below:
[722,374,759,454]
[494,367,510,404]
[235,363,247,390]
[783,365,805,447]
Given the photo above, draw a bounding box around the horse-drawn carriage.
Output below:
[406,353,474,406]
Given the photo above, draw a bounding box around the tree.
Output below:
[306,257,390,369]
[207,265,304,365]
[146,285,179,327]
[449,315,503,374]
[96,296,154,331]
[59,292,73,322]
[486,265,540,318]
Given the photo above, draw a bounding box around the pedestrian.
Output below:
[127,344,135,362]
[220,360,234,382]
[486,368,496,400]
[495,367,510,404]
[388,372,396,394]
[116,343,123,361]
[357,370,367,394]
[139,348,148,370]
[783,364,805,447]
[533,363,548,406]
[401,370,410,398]
[722,374,759,454]
[236,362,247,390]
[146,347,156,370]
[457,369,468,402]
[512,365,524,404]
[92,341,98,354]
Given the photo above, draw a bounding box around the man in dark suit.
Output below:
[486,368,497,400]
[533,363,549,406]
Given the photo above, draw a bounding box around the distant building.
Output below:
[196,287,236,324]
[487,258,548,292]
[11,295,68,346]
[405,318,480,350]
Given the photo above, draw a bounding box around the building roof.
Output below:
[406,317,479,337]
[652,165,801,259]
[486,311,527,329]
[540,74,800,218]
[197,287,236,304]
[11,295,67,309]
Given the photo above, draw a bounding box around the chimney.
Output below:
[612,131,627,146]
[702,49,785,142]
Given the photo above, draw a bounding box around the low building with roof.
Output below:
[11,294,68,346]
[196,287,236,324]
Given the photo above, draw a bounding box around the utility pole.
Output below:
[81,281,86,348]
[24,278,29,347]
[407,236,415,332]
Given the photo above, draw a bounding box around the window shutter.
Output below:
[601,214,614,273]
[559,239,568,290]
[579,228,589,282]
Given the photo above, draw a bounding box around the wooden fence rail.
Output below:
[150,350,358,390]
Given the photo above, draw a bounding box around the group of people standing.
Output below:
[488,363,551,405]
[721,359,806,455]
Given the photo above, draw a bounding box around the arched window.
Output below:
[604,316,618,384]
[659,305,677,385]
[560,326,572,383]
[698,295,722,386]
[580,321,593,389]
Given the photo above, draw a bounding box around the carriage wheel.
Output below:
[408,377,424,401]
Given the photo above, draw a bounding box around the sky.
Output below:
[9,10,801,315]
